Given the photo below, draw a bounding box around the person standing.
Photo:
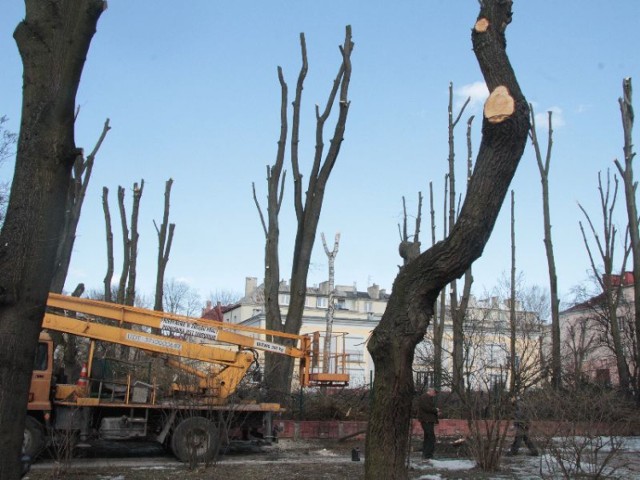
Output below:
[507,397,538,456]
[416,388,439,459]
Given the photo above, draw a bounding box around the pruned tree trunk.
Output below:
[102,186,114,302]
[154,178,176,312]
[433,178,448,389]
[509,190,518,393]
[447,82,470,394]
[116,186,131,304]
[0,2,105,478]
[365,3,529,478]
[321,232,340,373]
[530,105,562,390]
[613,78,639,400]
[125,180,143,306]
[253,26,353,400]
[398,193,422,266]
[50,118,110,293]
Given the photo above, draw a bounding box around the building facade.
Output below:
[220,277,545,392]
[559,273,637,389]
[415,295,546,392]
[222,277,389,387]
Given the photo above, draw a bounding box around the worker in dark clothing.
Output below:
[507,397,538,456]
[416,388,439,459]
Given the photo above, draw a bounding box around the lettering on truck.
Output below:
[255,340,287,354]
[125,333,182,351]
[160,318,219,341]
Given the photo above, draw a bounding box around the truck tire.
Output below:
[170,416,218,463]
[23,416,45,459]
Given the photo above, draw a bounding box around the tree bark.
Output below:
[365,2,529,478]
[0,2,105,478]
[530,106,562,390]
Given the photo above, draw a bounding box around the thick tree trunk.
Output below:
[0,2,104,478]
[365,2,529,478]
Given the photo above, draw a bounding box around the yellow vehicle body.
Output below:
[25,294,349,463]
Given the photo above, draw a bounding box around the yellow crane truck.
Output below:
[24,293,349,462]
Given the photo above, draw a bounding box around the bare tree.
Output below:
[154,178,176,312]
[252,26,353,399]
[530,105,562,390]
[321,232,340,373]
[447,82,471,394]
[102,187,114,302]
[613,78,640,401]
[509,190,518,393]
[50,118,110,293]
[114,180,144,306]
[125,180,143,306]
[578,170,632,393]
[365,2,530,477]
[0,2,105,477]
[207,289,242,307]
[163,278,202,317]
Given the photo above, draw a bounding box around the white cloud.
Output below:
[455,81,489,111]
[533,105,566,130]
[576,104,591,114]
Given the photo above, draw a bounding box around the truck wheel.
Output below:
[170,417,218,463]
[23,416,45,459]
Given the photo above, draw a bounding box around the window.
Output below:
[316,297,328,309]
[489,373,506,393]
[364,301,373,313]
[416,371,435,389]
[485,343,505,367]
[33,342,48,371]
[595,368,611,387]
[279,294,290,306]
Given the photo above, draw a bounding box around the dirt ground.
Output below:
[23,437,640,480]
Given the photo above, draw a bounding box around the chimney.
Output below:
[245,277,257,297]
[367,283,380,300]
[319,281,330,295]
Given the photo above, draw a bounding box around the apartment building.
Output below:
[221,277,389,386]
[416,295,546,392]
[559,272,636,388]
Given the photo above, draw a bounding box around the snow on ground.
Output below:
[411,458,475,480]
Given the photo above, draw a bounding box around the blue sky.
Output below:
[1,1,639,308]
